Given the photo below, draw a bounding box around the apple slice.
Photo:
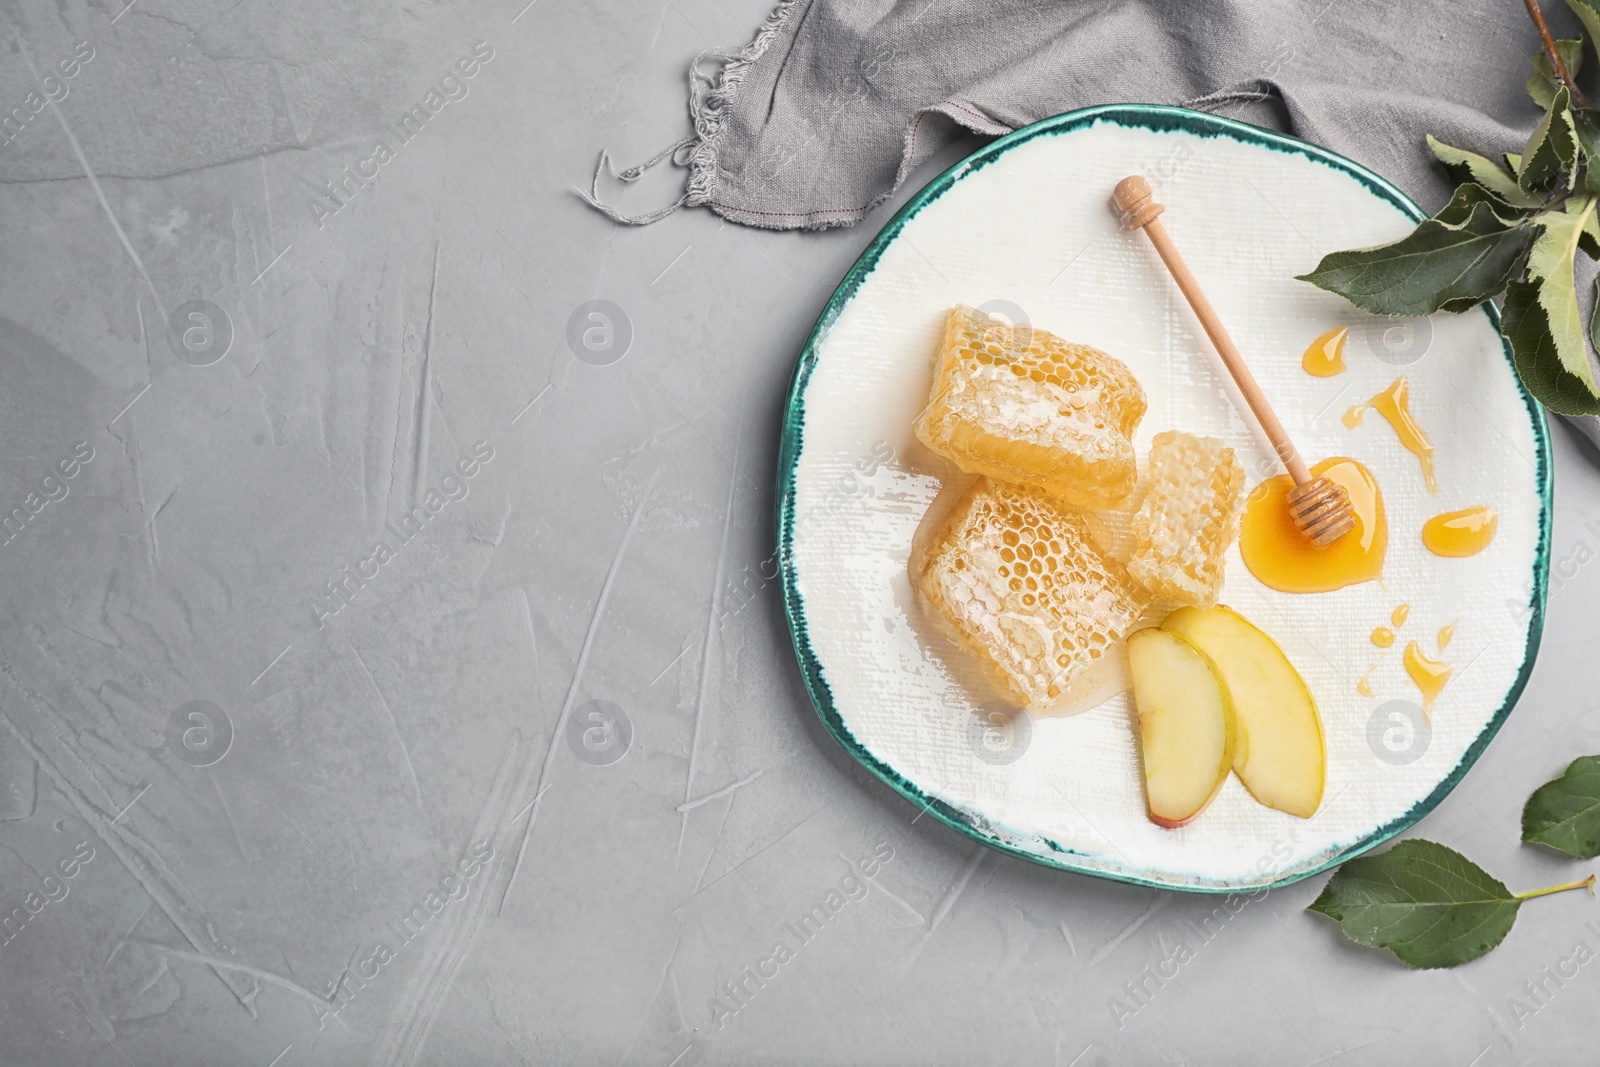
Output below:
[1162,605,1325,819]
[1127,627,1237,829]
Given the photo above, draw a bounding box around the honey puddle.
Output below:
[1422,505,1498,557]
[1371,626,1395,648]
[1437,619,1457,651]
[1391,603,1410,627]
[1356,667,1378,698]
[1344,377,1437,494]
[1240,457,1386,593]
[1302,326,1349,377]
[1404,641,1452,722]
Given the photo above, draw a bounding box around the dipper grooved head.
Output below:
[1112,175,1165,230]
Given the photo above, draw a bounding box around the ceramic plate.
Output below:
[776,105,1552,893]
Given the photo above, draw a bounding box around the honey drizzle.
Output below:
[1404,640,1452,723]
[1343,377,1437,494]
[1422,506,1498,558]
[1302,326,1349,377]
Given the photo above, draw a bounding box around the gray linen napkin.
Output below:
[580,0,1600,442]
[583,0,1571,228]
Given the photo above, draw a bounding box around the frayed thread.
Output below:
[573,136,694,225]
[573,0,802,226]
[1183,82,1280,116]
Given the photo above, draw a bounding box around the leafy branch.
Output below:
[1297,0,1600,414]
[1526,0,1589,105]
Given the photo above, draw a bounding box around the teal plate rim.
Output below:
[774,102,1553,894]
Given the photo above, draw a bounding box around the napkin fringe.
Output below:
[573,0,802,226]
[683,0,801,214]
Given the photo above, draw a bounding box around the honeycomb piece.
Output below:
[914,477,1148,710]
[1075,475,1148,565]
[1125,431,1244,607]
[913,306,1148,508]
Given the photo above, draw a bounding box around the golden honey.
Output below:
[1369,603,1406,656]
[1404,640,1452,721]
[1301,326,1349,377]
[1356,669,1377,698]
[1422,505,1497,558]
[1239,458,1386,593]
[1437,619,1457,651]
[1343,377,1437,494]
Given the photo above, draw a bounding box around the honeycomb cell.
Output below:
[1125,431,1244,607]
[913,306,1147,508]
[913,477,1148,710]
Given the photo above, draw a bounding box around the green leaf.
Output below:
[1564,0,1600,51]
[1307,839,1592,969]
[1582,195,1600,257]
[1524,756,1600,856]
[1434,183,1539,226]
[1505,279,1600,414]
[1574,109,1600,192]
[1591,274,1600,353]
[1529,40,1585,109]
[1428,136,1542,208]
[1520,87,1580,193]
[1507,151,1525,173]
[1520,196,1600,401]
[1296,201,1535,316]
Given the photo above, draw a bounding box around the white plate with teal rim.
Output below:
[776,104,1551,893]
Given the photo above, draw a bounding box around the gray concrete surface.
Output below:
[2,1,1600,1064]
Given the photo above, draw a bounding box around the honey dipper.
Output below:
[1111,175,1355,548]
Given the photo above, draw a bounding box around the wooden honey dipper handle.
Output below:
[1111,175,1355,548]
[1113,176,1310,484]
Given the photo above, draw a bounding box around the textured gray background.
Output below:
[3,1,1600,1065]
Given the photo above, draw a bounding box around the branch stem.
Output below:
[1523,0,1590,108]
[1514,873,1596,901]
